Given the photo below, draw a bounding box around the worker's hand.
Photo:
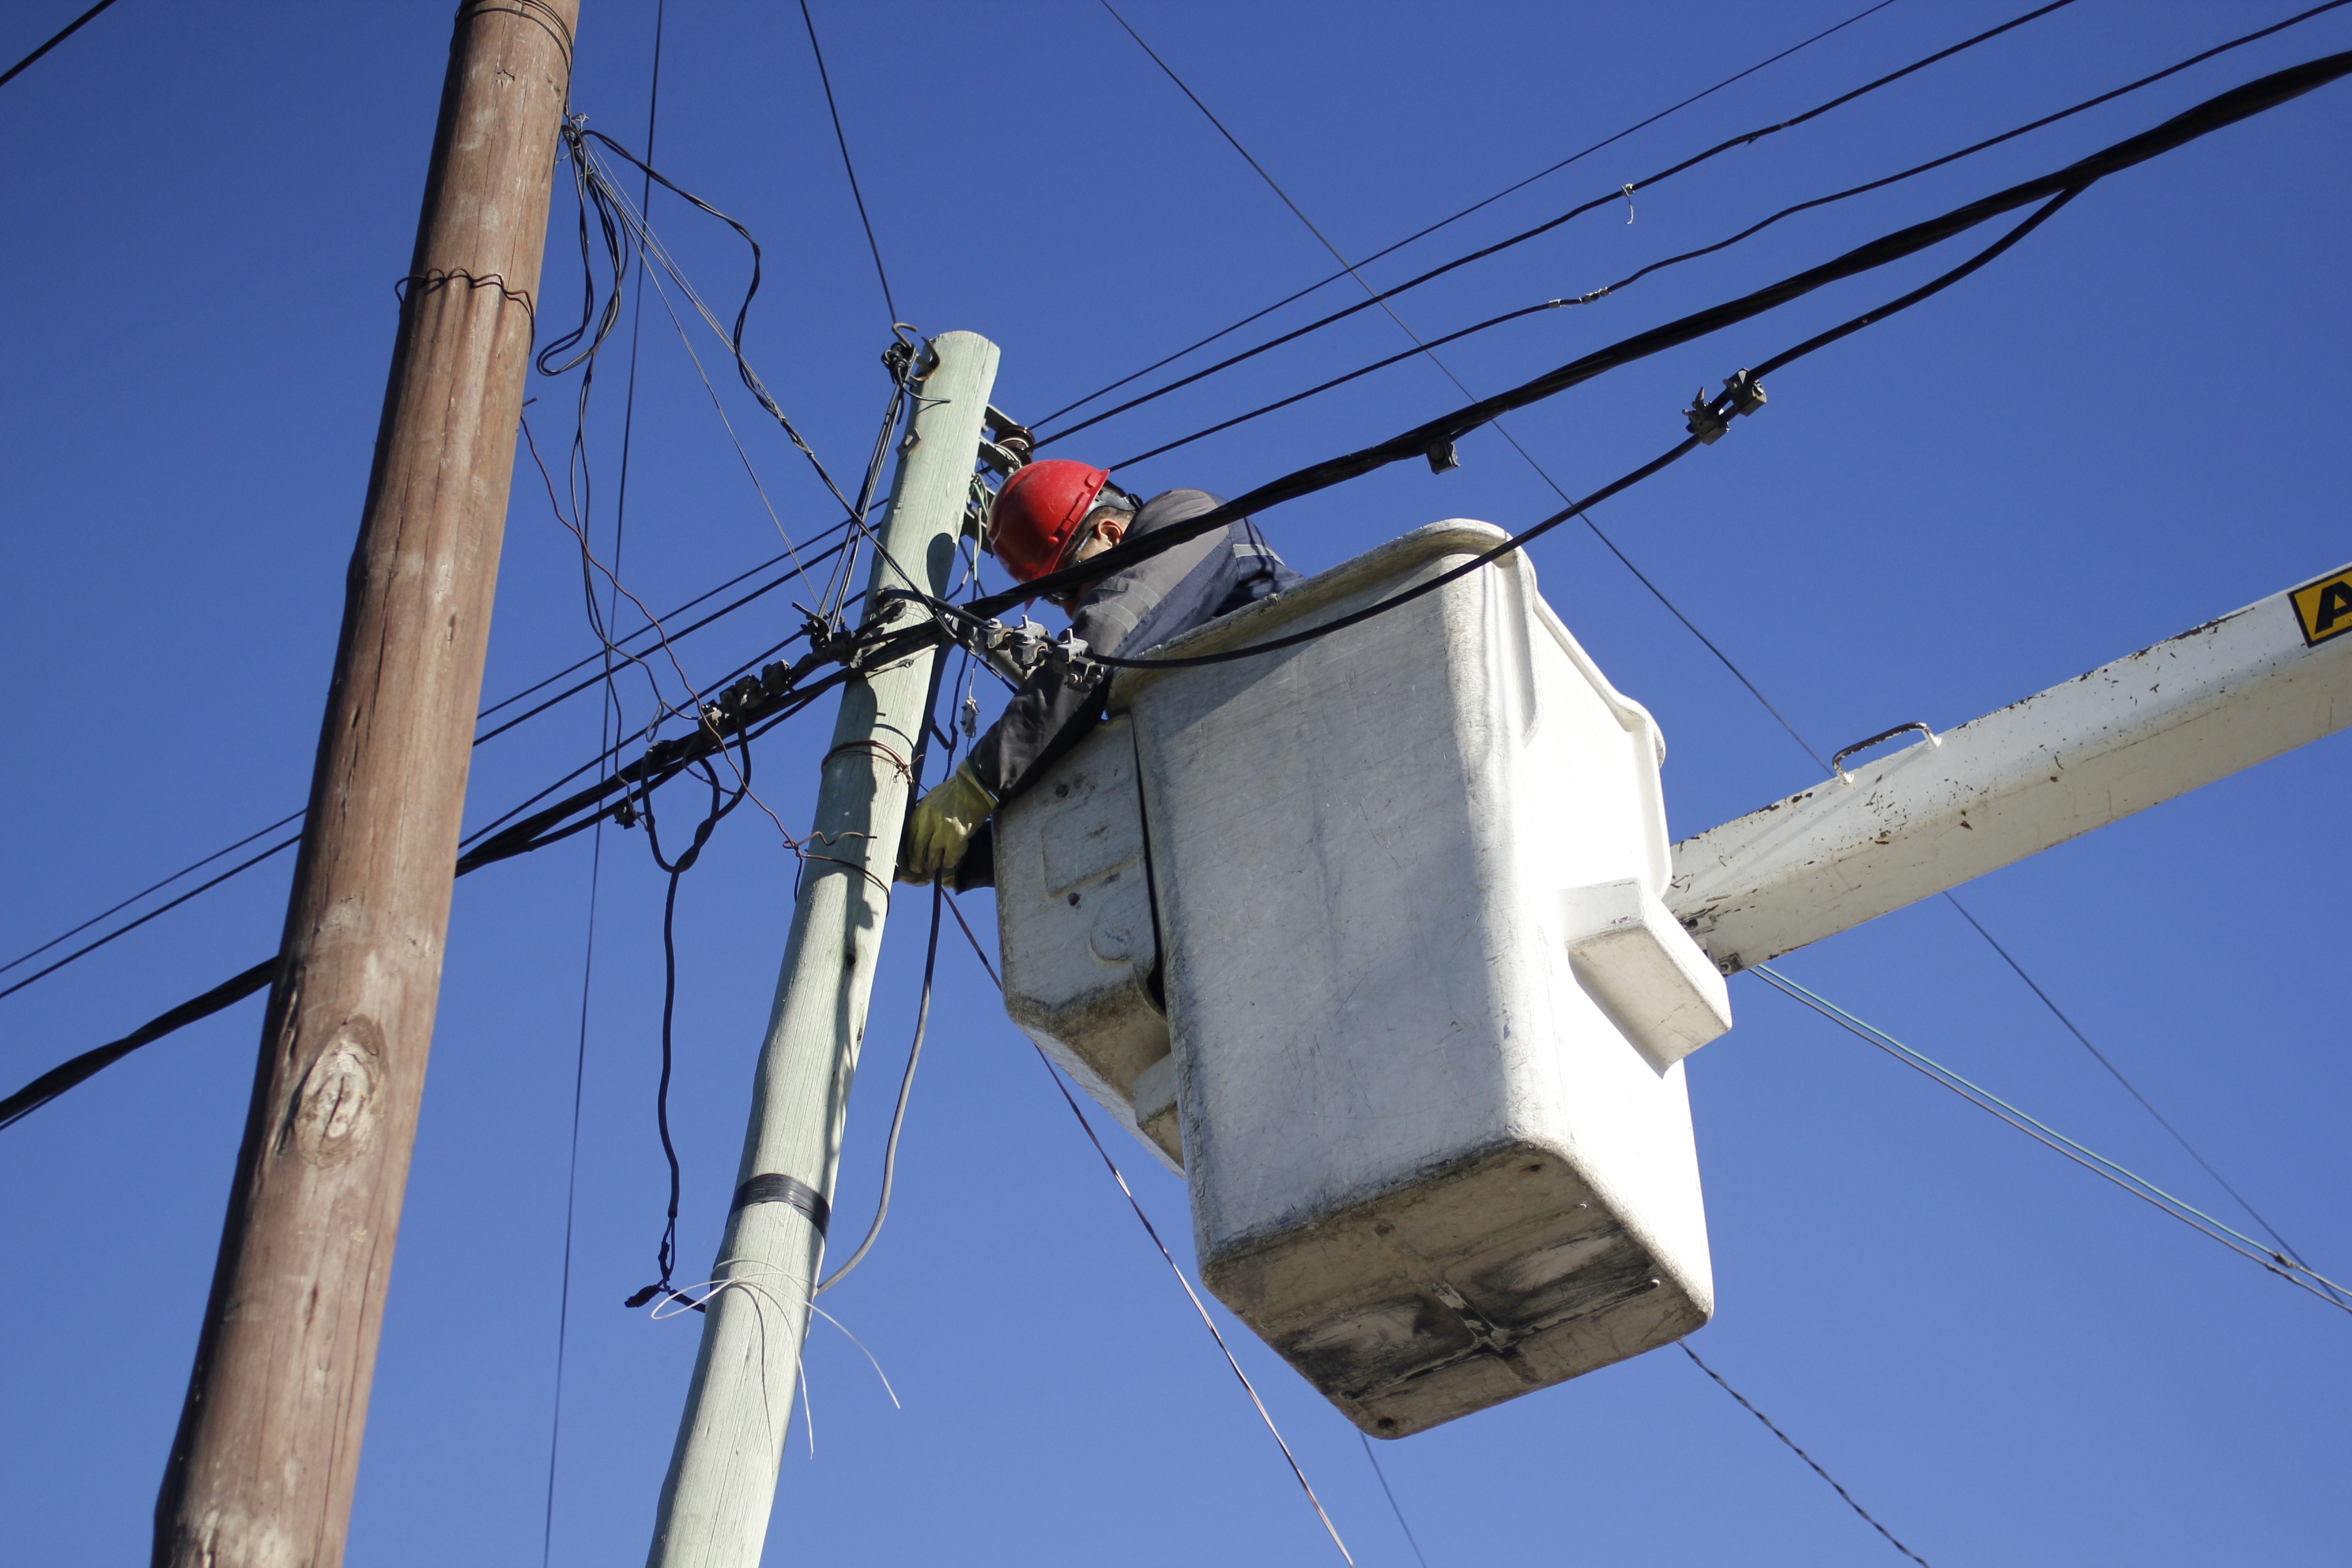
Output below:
[897,762,996,884]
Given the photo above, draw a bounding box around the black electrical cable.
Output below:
[1680,1343,1935,1566]
[0,809,304,981]
[1036,0,1906,429]
[1109,0,2352,472]
[798,0,898,325]
[982,50,2352,622]
[0,623,859,1132]
[0,0,119,93]
[621,742,752,1310]
[912,185,2080,689]
[1041,0,2082,446]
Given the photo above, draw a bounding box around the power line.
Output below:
[936,892,1358,1567]
[1357,1434,1432,1568]
[1939,893,2342,1305]
[1046,0,2082,445]
[0,0,118,92]
[1750,964,2352,1313]
[1094,4,1831,770]
[978,49,2352,623]
[798,0,899,326]
[934,185,2085,675]
[1103,0,2352,472]
[1036,0,1907,428]
[1679,1344,1934,1567]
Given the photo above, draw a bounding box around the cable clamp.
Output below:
[1685,370,1767,445]
[1042,630,1098,687]
[1426,436,1463,474]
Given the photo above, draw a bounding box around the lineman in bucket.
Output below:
[896,459,1300,889]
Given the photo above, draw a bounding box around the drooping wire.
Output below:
[1678,1344,1934,1567]
[625,736,756,1310]
[934,892,1358,1567]
[1047,0,2082,445]
[1750,964,2352,1313]
[1035,0,1904,428]
[797,0,899,325]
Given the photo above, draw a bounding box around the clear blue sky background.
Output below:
[3,3,2347,1563]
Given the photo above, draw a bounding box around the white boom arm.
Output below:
[1668,564,2352,973]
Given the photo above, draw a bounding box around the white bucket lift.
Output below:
[996,522,1731,1437]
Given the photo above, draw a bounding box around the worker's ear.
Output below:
[1096,513,1128,548]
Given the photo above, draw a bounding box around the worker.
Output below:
[897,458,1300,889]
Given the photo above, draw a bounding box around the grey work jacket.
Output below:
[953,488,1298,885]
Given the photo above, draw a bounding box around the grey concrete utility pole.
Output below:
[153,3,578,1565]
[647,330,1000,1567]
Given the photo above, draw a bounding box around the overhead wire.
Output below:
[0,536,851,1011]
[1045,0,2084,446]
[1678,1343,1934,1566]
[797,0,898,325]
[1035,0,1906,428]
[934,892,1358,1567]
[970,49,2352,622]
[0,0,119,93]
[544,5,668,1558]
[1104,0,2352,472]
[1751,963,2352,1313]
[1939,893,2345,1306]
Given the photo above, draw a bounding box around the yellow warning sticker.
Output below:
[2289,568,2352,648]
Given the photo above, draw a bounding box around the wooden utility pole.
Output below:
[647,331,1000,1567]
[154,4,578,1564]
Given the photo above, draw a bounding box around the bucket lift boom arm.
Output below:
[1668,564,2352,973]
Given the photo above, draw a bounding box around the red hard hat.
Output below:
[988,459,1111,584]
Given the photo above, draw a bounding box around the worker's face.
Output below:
[1046,509,1129,612]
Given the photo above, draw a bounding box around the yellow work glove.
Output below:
[897,761,997,884]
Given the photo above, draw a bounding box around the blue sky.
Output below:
[3,2,2347,1563]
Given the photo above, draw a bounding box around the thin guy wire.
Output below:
[798,0,898,324]
[1358,1433,1431,1568]
[1679,1344,1933,1566]
[544,9,666,1559]
[938,893,1357,1566]
[1750,964,2352,1310]
[1040,0,1902,427]
[1938,893,2342,1306]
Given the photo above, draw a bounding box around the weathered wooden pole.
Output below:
[646,331,1000,1568]
[154,4,578,1564]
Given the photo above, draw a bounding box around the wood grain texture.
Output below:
[153,5,578,1565]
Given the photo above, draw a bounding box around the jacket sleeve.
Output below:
[964,659,1109,804]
